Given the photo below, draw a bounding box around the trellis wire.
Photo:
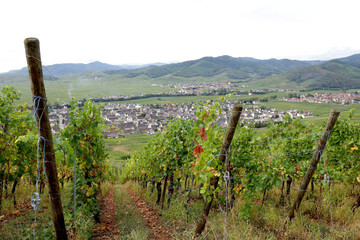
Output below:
[223,144,231,240]
[185,174,195,223]
[31,96,49,239]
[321,130,335,239]
[130,106,354,237]
[26,55,67,92]
[214,112,238,240]
[30,95,68,237]
[32,96,44,121]
[74,147,77,223]
[209,124,339,238]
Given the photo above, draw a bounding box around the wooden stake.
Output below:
[24,38,68,240]
[194,104,242,238]
[160,174,168,209]
[288,110,339,221]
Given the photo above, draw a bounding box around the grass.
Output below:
[125,179,360,240]
[100,180,112,197]
[260,101,360,117]
[0,180,149,240]
[112,92,286,105]
[113,184,150,240]
[129,181,205,239]
[0,178,118,239]
[105,133,152,162]
[0,73,175,105]
[0,179,82,239]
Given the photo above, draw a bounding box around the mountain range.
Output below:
[3,53,360,91]
[113,56,323,80]
[5,61,167,76]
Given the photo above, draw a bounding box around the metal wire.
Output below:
[74,147,77,223]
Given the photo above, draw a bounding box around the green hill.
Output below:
[284,54,360,90]
[119,55,320,81]
[251,53,360,90]
[2,54,360,104]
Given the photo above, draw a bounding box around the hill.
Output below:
[116,55,322,80]
[337,54,360,64]
[283,54,360,90]
[3,61,167,76]
[1,56,323,82]
[2,54,360,104]
[5,61,126,76]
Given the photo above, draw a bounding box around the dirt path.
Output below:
[124,186,173,240]
[92,187,121,239]
[112,145,131,154]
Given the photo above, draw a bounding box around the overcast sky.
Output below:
[1,0,360,73]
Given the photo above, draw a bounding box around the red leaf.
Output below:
[193,144,204,157]
[199,128,207,140]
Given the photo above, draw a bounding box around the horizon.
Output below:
[2,51,360,75]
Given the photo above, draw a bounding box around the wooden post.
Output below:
[24,38,68,240]
[194,103,242,238]
[160,174,169,209]
[288,110,339,221]
[352,194,360,213]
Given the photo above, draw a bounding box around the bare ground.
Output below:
[92,187,121,239]
[124,186,173,240]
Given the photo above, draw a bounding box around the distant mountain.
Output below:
[4,61,167,76]
[336,54,360,63]
[118,55,323,80]
[118,62,167,69]
[5,61,124,76]
[1,56,323,80]
[283,54,360,90]
[4,53,360,91]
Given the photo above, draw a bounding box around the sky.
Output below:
[1,0,360,73]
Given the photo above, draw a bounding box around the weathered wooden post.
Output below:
[24,38,68,240]
[288,110,340,221]
[160,174,169,209]
[194,103,242,238]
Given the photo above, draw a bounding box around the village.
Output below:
[150,82,248,95]
[48,101,313,138]
[283,92,360,104]
[90,82,279,102]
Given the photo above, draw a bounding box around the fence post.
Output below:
[24,38,68,240]
[194,103,242,238]
[288,110,340,221]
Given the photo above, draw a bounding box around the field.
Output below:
[106,133,153,162]
[2,70,360,108]
[0,73,174,105]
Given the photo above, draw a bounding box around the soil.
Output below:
[124,186,173,240]
[92,187,121,239]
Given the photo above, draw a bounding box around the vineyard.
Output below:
[0,38,360,239]
[120,98,360,239]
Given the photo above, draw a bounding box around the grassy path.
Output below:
[124,185,173,240]
[111,184,152,240]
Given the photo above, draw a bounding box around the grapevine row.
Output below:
[0,86,112,238]
[121,99,360,236]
